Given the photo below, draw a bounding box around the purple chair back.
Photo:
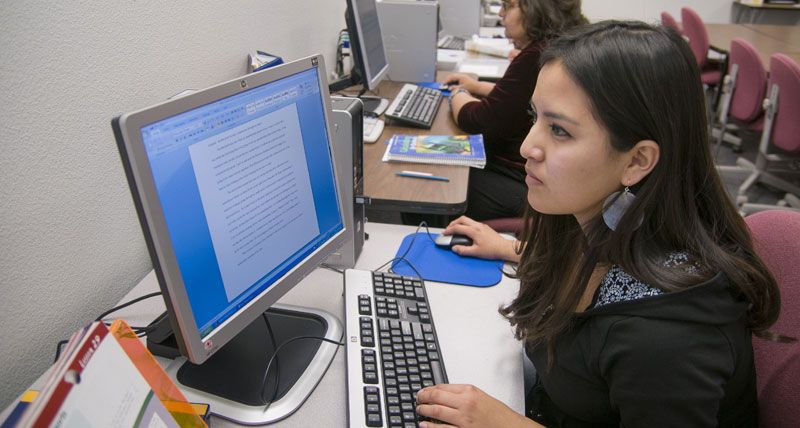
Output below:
[745,210,800,428]
[768,54,800,154]
[681,7,710,68]
[729,38,768,123]
[660,12,682,34]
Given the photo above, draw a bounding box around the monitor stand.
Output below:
[329,75,389,116]
[146,303,342,425]
[360,96,389,116]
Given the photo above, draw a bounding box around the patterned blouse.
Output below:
[593,252,699,308]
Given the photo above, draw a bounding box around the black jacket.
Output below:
[526,272,757,427]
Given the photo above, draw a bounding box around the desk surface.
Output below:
[41,222,523,427]
[734,0,800,10]
[706,23,800,67]
[358,77,471,215]
[744,23,800,48]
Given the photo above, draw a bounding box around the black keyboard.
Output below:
[438,35,466,50]
[345,269,448,428]
[384,84,444,129]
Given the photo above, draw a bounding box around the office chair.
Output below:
[681,7,727,112]
[660,12,682,35]
[483,217,524,235]
[734,54,800,215]
[713,38,767,154]
[744,210,800,428]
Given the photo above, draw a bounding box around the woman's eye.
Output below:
[527,108,538,122]
[550,124,570,138]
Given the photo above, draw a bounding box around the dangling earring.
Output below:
[603,186,636,231]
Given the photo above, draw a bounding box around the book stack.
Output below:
[16,320,207,428]
[464,36,514,59]
[382,134,486,168]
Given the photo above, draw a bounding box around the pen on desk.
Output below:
[396,170,450,182]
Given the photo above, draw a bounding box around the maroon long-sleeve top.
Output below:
[456,42,542,170]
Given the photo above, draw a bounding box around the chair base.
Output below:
[717,156,800,209]
[711,125,743,151]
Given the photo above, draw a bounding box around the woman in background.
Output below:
[417,21,785,427]
[446,0,586,222]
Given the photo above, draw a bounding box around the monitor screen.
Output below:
[113,55,346,364]
[346,0,389,90]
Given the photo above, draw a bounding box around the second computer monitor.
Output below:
[345,0,390,91]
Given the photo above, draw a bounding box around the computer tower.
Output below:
[437,0,481,38]
[325,96,365,269]
[376,0,438,82]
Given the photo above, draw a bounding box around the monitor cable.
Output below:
[257,316,345,413]
[53,291,163,363]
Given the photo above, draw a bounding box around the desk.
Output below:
[360,77,471,215]
[732,0,800,24]
[706,23,800,67]
[2,222,524,426]
[743,23,800,48]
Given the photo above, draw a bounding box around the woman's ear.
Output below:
[622,140,660,186]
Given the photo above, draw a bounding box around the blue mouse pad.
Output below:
[416,81,451,96]
[391,233,503,287]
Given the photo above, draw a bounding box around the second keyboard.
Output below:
[384,84,444,129]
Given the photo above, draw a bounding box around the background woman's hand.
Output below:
[445,73,481,94]
[416,384,536,428]
[442,216,520,263]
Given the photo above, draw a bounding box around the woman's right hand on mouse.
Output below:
[443,216,521,263]
[445,73,494,97]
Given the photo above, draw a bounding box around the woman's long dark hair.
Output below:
[500,21,783,362]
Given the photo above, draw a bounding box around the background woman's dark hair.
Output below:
[500,21,785,363]
[517,0,588,43]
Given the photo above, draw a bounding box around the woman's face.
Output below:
[500,0,530,47]
[520,61,632,226]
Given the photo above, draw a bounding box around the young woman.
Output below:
[416,21,783,427]
[445,0,586,221]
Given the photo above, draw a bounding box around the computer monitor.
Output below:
[112,54,346,424]
[330,0,390,98]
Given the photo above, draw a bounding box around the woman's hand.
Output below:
[442,216,520,263]
[416,384,538,428]
[445,73,494,97]
[445,73,481,93]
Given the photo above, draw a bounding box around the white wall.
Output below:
[583,0,799,25]
[583,0,734,24]
[0,0,346,409]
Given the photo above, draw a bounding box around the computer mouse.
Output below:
[434,234,473,248]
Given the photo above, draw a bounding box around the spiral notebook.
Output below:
[382,134,486,168]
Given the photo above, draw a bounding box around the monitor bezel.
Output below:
[113,54,347,364]
[347,0,390,91]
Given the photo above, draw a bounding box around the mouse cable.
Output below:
[257,330,345,414]
[374,221,436,274]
